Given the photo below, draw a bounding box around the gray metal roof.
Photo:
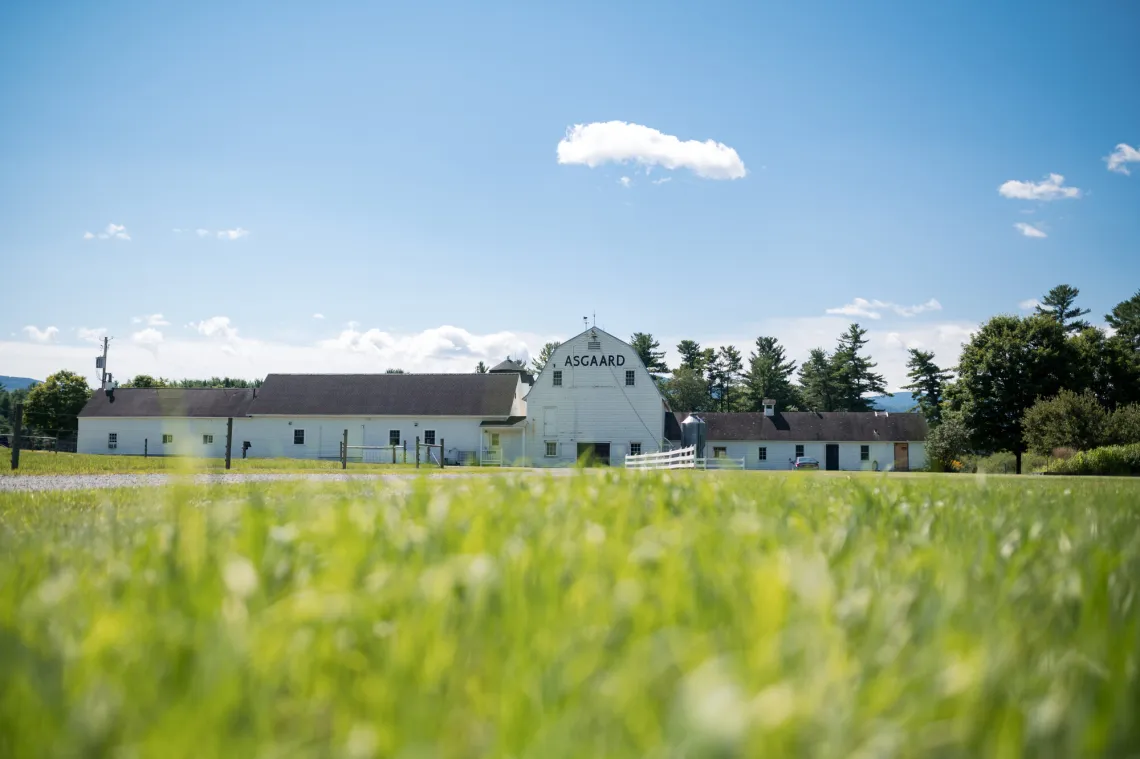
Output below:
[669,411,928,442]
[79,388,255,418]
[489,359,528,373]
[249,373,519,417]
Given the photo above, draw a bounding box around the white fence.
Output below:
[697,456,746,470]
[625,445,697,470]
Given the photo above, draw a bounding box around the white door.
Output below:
[543,407,557,437]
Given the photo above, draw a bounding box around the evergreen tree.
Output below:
[715,345,744,411]
[1035,284,1091,333]
[629,333,668,373]
[1105,290,1140,351]
[1068,327,1140,408]
[798,348,842,411]
[676,340,707,371]
[831,323,888,411]
[902,348,952,425]
[663,366,714,413]
[742,337,799,411]
[475,361,488,374]
[531,342,561,373]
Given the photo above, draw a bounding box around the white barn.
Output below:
[77,327,927,470]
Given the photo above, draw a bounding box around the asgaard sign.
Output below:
[564,354,627,367]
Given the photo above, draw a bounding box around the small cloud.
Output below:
[826,298,942,320]
[652,177,672,185]
[23,325,59,343]
[557,121,746,180]
[619,176,632,188]
[1019,298,1041,311]
[191,316,239,340]
[173,228,183,234]
[196,229,210,238]
[89,223,130,241]
[76,327,105,344]
[313,313,325,320]
[998,173,1081,201]
[1106,143,1140,175]
[1014,222,1047,238]
[131,328,164,350]
[217,228,249,240]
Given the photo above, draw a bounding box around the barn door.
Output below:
[825,444,839,471]
[543,407,557,437]
[893,443,909,471]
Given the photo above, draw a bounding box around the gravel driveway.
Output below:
[0,469,574,493]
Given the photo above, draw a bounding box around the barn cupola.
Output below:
[763,399,777,417]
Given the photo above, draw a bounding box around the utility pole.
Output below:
[10,403,22,471]
[97,336,110,390]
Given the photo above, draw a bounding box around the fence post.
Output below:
[440,437,445,469]
[10,403,22,471]
[415,435,420,469]
[145,438,148,458]
[225,417,233,470]
[342,429,348,470]
[403,440,407,464]
[392,444,396,465]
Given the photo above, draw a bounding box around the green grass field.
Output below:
[1,451,467,476]
[2,471,1139,757]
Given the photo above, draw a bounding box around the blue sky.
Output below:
[2,0,1138,389]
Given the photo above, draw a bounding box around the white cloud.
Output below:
[619,176,632,188]
[173,228,183,234]
[825,298,943,320]
[191,316,240,341]
[145,313,170,326]
[652,177,672,185]
[76,327,105,344]
[312,313,325,320]
[0,325,553,387]
[217,228,249,240]
[1106,143,1140,175]
[998,173,1081,201]
[1019,298,1041,311]
[131,328,164,350]
[23,325,59,343]
[1014,222,1047,238]
[196,229,210,238]
[86,223,130,241]
[557,121,747,180]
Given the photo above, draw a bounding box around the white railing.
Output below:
[481,449,503,467]
[696,456,746,470]
[625,445,697,470]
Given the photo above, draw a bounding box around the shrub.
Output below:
[1046,443,1140,476]
[1022,389,1108,455]
[925,414,971,471]
[1107,404,1140,446]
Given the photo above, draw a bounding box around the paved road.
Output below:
[0,469,577,493]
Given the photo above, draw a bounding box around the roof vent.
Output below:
[875,410,889,417]
[763,399,776,417]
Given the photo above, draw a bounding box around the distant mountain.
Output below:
[869,393,921,413]
[0,376,40,391]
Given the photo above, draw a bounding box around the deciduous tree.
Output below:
[1106,290,1140,351]
[23,370,92,437]
[953,314,1073,473]
[1022,389,1108,455]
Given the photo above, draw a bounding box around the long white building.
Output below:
[78,327,927,470]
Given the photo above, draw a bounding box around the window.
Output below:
[625,370,635,386]
[424,430,436,445]
[203,434,214,445]
[795,444,804,458]
[860,445,870,461]
[294,429,305,445]
[758,447,767,461]
[545,441,558,457]
[629,442,642,456]
[107,433,117,450]
[553,370,562,386]
[389,429,400,446]
[162,434,173,444]
[713,447,727,458]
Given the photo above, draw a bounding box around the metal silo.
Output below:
[680,415,706,458]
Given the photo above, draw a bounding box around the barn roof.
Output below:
[79,388,255,418]
[248,373,519,417]
[669,411,928,442]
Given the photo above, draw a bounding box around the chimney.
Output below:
[763,399,776,417]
